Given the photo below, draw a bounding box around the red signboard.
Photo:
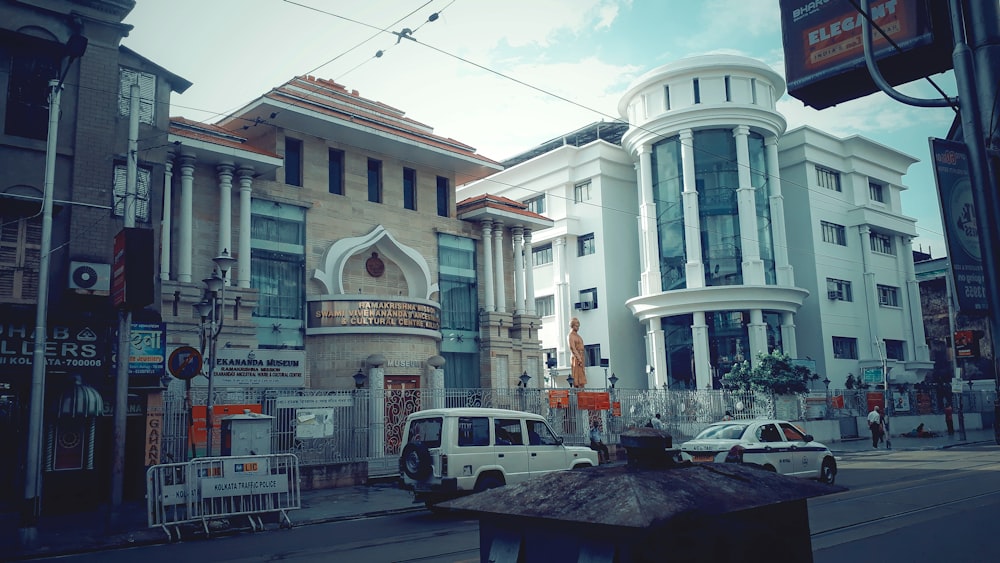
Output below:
[954,330,979,359]
[577,391,611,411]
[190,404,262,457]
[548,390,569,409]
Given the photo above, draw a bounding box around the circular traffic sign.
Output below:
[168,346,203,381]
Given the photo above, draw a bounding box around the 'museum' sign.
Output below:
[306,297,441,336]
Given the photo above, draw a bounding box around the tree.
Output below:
[721,350,817,394]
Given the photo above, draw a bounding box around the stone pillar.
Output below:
[512,227,525,314]
[637,144,661,294]
[493,222,506,313]
[524,229,536,314]
[216,162,235,272]
[481,221,495,312]
[765,137,794,286]
[553,237,568,365]
[159,153,173,281]
[367,355,386,457]
[734,125,764,284]
[680,129,705,287]
[428,355,446,410]
[237,167,254,289]
[177,153,195,283]
[747,309,767,364]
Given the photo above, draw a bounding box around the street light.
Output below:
[353,369,367,389]
[608,373,618,389]
[566,373,575,388]
[519,371,531,387]
[198,249,236,458]
[600,358,610,388]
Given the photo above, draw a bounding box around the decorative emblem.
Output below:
[366,252,385,278]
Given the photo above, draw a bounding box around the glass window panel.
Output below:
[652,136,686,291]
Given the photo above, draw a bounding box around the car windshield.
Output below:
[694,423,748,441]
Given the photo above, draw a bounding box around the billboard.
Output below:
[779,0,952,109]
[930,138,988,314]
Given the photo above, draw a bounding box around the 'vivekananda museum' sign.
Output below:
[306,297,441,337]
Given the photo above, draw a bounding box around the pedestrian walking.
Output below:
[867,405,883,448]
[944,403,955,435]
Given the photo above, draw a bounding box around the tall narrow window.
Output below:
[724,75,732,102]
[251,200,306,348]
[436,176,450,217]
[578,233,596,256]
[328,149,344,195]
[113,163,151,222]
[869,181,885,203]
[750,78,758,104]
[284,138,303,187]
[664,85,671,110]
[367,158,382,203]
[403,167,417,210]
[0,209,42,302]
[118,67,156,125]
[693,78,701,104]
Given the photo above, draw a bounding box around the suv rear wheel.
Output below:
[474,473,505,492]
[402,443,432,480]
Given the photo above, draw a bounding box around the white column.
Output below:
[524,229,536,314]
[747,309,767,363]
[637,145,661,294]
[512,227,525,314]
[780,311,798,358]
[859,225,881,361]
[680,129,705,287]
[902,237,930,362]
[647,323,666,389]
[493,222,506,313]
[237,167,254,289]
[734,125,764,284]
[217,163,235,272]
[481,221,495,312]
[691,311,712,389]
[765,137,794,286]
[368,365,385,456]
[159,153,174,281]
[177,153,195,283]
[553,237,568,365]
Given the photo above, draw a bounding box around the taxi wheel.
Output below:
[820,458,837,485]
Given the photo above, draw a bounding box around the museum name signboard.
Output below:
[188,348,306,388]
[306,297,441,337]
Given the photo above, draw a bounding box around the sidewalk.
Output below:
[2,428,995,561]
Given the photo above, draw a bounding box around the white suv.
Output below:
[398,407,598,505]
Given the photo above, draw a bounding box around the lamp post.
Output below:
[822,377,831,418]
[353,369,367,389]
[196,249,236,458]
[601,358,610,388]
[608,373,618,389]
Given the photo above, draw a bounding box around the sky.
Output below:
[122,0,957,257]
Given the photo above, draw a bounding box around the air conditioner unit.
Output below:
[574,301,593,310]
[827,291,842,300]
[69,261,111,292]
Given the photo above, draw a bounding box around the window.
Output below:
[251,200,306,348]
[869,181,885,203]
[284,138,303,187]
[821,221,847,246]
[367,158,382,203]
[535,295,555,317]
[574,181,592,203]
[826,278,852,301]
[584,344,601,367]
[494,418,524,445]
[870,231,894,255]
[877,284,900,307]
[576,288,598,310]
[693,78,701,104]
[328,149,344,195]
[436,176,449,217]
[664,85,671,110]
[0,209,42,302]
[525,194,545,214]
[833,337,858,359]
[724,75,732,102]
[118,67,156,125]
[750,78,758,104]
[4,38,60,139]
[816,166,841,192]
[456,417,488,447]
[403,167,417,210]
[532,244,552,266]
[578,233,596,256]
[884,339,905,361]
[112,163,151,222]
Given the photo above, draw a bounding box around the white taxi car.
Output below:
[399,407,598,506]
[679,419,837,484]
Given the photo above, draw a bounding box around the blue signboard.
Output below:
[129,322,165,377]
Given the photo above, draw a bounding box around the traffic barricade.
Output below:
[146,453,301,539]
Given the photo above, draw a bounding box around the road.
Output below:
[34,444,1000,562]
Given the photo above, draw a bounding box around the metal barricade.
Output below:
[147,453,301,540]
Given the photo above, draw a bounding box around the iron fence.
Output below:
[159,382,997,478]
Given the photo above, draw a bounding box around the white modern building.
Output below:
[462,54,932,390]
[778,126,933,387]
[457,122,647,389]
